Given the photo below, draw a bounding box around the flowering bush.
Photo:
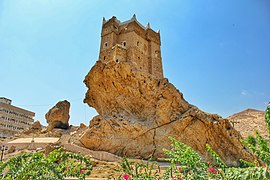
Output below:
[117,157,161,179]
[0,148,93,180]
[163,137,208,179]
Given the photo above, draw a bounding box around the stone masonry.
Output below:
[99,15,163,79]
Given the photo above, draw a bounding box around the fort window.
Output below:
[116,59,119,63]
[104,42,108,48]
[122,41,126,47]
[155,50,159,58]
[104,56,106,60]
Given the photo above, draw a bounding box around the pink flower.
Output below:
[80,169,84,174]
[208,167,218,174]
[178,167,183,173]
[123,173,130,180]
[263,164,267,168]
[178,178,183,180]
[134,155,141,159]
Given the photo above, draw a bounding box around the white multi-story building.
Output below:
[0,97,35,138]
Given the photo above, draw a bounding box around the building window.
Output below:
[122,41,126,47]
[116,59,119,63]
[104,56,106,60]
[104,42,108,48]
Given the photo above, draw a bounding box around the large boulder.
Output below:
[46,100,70,131]
[80,61,256,166]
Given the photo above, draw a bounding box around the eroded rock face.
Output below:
[81,61,256,166]
[227,109,267,139]
[46,100,70,131]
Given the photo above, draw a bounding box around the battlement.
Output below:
[98,15,163,79]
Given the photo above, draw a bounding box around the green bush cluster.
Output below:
[0,148,93,180]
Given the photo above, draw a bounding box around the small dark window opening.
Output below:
[104,56,106,60]
[137,41,140,46]
[104,42,108,47]
[138,56,140,60]
[123,42,126,46]
[116,59,119,63]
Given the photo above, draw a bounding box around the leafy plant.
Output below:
[0,148,93,180]
[206,143,227,169]
[116,157,161,180]
[266,104,270,138]
[163,136,208,179]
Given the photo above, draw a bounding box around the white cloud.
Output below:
[241,90,249,96]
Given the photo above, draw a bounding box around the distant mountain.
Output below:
[227,109,267,139]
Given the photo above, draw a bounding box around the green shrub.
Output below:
[163,136,208,179]
[265,103,270,138]
[0,148,93,180]
[116,157,161,180]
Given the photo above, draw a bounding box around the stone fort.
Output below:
[98,15,164,79]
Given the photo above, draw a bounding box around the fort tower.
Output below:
[98,15,163,79]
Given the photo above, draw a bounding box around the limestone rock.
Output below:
[79,123,87,129]
[46,100,70,131]
[227,109,267,139]
[44,144,56,155]
[31,120,42,131]
[81,61,256,166]
[8,145,16,154]
[22,120,42,135]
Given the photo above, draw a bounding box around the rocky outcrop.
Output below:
[22,120,43,135]
[227,109,267,139]
[46,100,70,131]
[31,121,42,131]
[81,61,256,166]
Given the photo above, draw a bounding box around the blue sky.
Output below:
[0,0,269,126]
